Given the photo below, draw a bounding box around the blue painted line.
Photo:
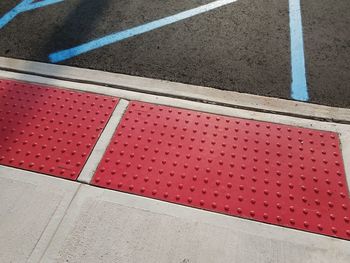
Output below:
[0,0,64,29]
[289,0,309,101]
[25,0,64,11]
[49,0,237,63]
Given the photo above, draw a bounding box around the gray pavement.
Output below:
[302,0,350,106]
[0,166,79,263]
[1,166,350,263]
[0,0,349,107]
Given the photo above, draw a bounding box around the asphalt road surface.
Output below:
[0,0,349,108]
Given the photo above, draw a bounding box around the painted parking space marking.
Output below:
[0,0,64,29]
[49,0,238,63]
[48,0,309,103]
[0,1,316,103]
[289,0,309,101]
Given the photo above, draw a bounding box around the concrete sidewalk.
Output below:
[1,166,350,263]
[0,64,349,262]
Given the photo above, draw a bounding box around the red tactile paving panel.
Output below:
[0,79,118,180]
[93,101,350,239]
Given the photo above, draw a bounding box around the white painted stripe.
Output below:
[77,99,129,184]
[0,57,349,122]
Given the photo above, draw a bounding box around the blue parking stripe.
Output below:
[0,0,64,29]
[49,0,237,63]
[289,0,309,101]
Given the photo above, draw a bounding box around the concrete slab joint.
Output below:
[78,99,129,184]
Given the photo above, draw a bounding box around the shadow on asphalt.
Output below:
[38,0,112,58]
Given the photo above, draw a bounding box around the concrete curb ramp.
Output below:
[0,70,349,262]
